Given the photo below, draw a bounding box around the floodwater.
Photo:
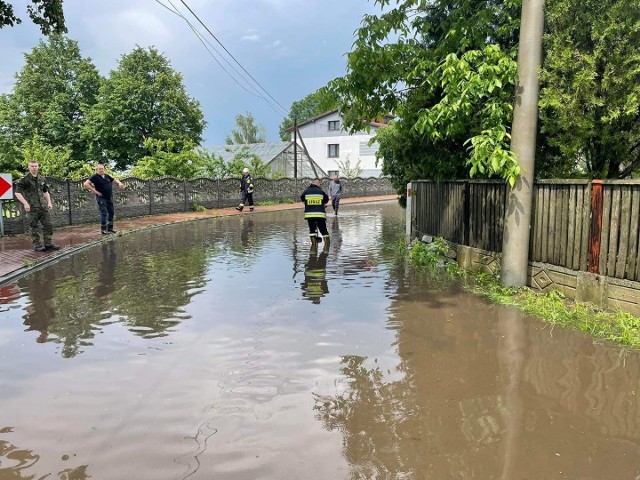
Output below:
[1,201,640,480]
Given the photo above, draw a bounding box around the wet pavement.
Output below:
[0,195,396,283]
[2,201,640,480]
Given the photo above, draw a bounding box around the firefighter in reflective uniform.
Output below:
[300,178,329,246]
[236,167,255,212]
[302,246,329,304]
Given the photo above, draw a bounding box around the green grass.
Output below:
[407,239,640,349]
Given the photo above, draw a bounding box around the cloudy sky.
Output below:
[1,0,380,145]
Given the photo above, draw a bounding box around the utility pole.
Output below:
[500,0,545,286]
[293,117,298,179]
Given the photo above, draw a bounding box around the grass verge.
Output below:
[407,239,640,348]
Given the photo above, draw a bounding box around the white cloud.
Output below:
[241,34,261,42]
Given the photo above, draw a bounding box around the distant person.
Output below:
[328,174,343,215]
[300,178,329,246]
[14,160,60,252]
[236,167,255,212]
[84,164,125,234]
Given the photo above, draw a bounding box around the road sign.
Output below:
[0,174,12,200]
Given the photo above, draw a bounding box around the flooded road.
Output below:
[1,201,640,479]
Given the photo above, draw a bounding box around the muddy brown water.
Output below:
[1,201,640,479]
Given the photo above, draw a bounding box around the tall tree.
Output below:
[279,88,339,140]
[0,0,66,34]
[83,46,205,170]
[225,111,267,145]
[329,0,522,195]
[539,0,640,178]
[0,35,101,175]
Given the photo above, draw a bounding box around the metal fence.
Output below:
[411,179,640,282]
[2,176,394,235]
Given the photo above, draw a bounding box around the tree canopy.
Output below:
[0,35,101,177]
[0,0,66,34]
[83,46,205,170]
[329,0,522,194]
[330,0,640,194]
[539,0,640,178]
[225,111,267,145]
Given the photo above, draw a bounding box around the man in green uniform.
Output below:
[14,160,60,252]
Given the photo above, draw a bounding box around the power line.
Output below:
[153,0,269,103]
[176,0,290,117]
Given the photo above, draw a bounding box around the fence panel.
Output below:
[412,179,640,281]
[599,182,640,281]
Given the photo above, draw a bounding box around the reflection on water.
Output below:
[2,202,640,479]
[301,245,329,304]
[0,427,88,480]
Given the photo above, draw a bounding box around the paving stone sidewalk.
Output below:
[0,195,397,284]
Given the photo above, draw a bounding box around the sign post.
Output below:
[0,173,14,236]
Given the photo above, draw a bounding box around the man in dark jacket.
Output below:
[300,178,330,246]
[84,164,125,234]
[14,160,60,252]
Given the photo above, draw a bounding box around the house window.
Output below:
[328,120,340,131]
[328,144,339,158]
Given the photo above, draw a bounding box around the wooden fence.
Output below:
[2,175,394,235]
[411,179,640,282]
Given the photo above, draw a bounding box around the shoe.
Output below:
[44,244,60,251]
[101,230,109,235]
[235,206,243,212]
[107,229,116,234]
[249,207,254,211]
[34,244,46,252]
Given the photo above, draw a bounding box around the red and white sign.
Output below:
[0,174,12,200]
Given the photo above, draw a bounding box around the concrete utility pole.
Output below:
[500,0,545,286]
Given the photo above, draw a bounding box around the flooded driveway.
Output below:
[1,201,640,479]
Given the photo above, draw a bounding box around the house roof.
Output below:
[287,109,390,131]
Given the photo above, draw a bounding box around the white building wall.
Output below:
[294,111,383,178]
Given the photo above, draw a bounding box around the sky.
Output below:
[1,0,381,145]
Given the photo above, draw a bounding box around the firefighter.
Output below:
[236,167,255,212]
[300,178,330,246]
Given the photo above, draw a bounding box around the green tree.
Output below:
[539,0,640,178]
[198,148,228,179]
[130,139,207,179]
[19,134,94,180]
[0,0,66,34]
[225,145,270,177]
[329,0,522,194]
[83,46,205,170]
[279,88,339,140]
[225,111,266,145]
[0,35,101,175]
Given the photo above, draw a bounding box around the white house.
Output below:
[290,110,388,178]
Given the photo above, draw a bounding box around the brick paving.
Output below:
[0,195,397,284]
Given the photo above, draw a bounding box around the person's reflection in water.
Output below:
[330,216,342,253]
[302,243,330,304]
[22,270,56,343]
[94,242,117,299]
[240,217,255,250]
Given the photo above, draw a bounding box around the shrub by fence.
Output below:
[411,179,640,283]
[2,176,394,235]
